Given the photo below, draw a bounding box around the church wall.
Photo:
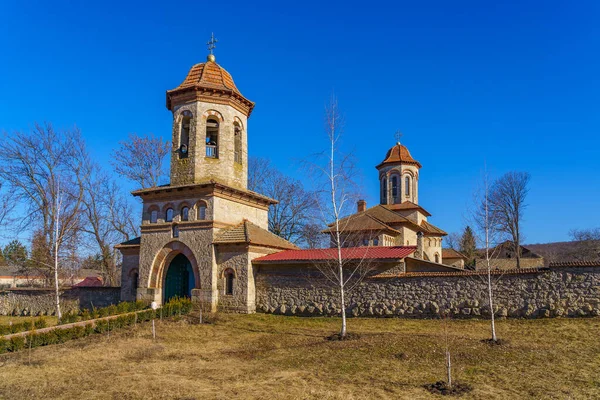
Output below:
[255,266,600,319]
[423,237,442,263]
[120,249,140,302]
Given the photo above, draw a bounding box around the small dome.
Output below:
[377,143,421,169]
[166,60,254,115]
[171,61,240,94]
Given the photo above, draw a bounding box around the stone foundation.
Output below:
[255,266,600,319]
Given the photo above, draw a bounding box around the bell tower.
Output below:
[376,134,421,205]
[166,36,254,189]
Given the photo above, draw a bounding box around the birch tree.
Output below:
[472,169,503,343]
[306,97,371,338]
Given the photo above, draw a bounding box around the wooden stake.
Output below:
[152,319,156,340]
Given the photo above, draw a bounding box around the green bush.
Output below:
[34,318,47,329]
[0,337,8,354]
[9,336,25,352]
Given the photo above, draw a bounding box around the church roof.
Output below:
[420,220,447,236]
[253,246,416,263]
[172,61,240,93]
[442,248,467,260]
[376,143,422,169]
[166,59,255,115]
[214,220,298,250]
[323,213,401,234]
[384,201,432,217]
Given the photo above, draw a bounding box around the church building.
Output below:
[117,41,460,313]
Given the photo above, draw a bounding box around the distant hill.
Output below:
[525,240,600,266]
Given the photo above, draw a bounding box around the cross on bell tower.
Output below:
[395,130,403,145]
[206,33,218,62]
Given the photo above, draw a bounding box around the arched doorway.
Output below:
[164,254,195,302]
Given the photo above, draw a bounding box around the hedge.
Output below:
[0,297,193,354]
[0,318,47,336]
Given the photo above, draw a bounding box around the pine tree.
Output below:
[3,240,28,266]
[459,226,477,267]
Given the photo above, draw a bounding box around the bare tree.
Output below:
[249,157,318,245]
[472,169,503,342]
[111,133,170,189]
[81,166,139,286]
[488,171,531,268]
[444,232,461,251]
[569,228,600,261]
[0,124,87,297]
[305,97,372,338]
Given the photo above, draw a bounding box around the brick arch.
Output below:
[202,109,224,122]
[233,116,244,130]
[149,241,201,290]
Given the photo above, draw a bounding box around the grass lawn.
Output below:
[0,314,599,399]
[0,315,58,327]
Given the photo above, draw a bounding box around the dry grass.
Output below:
[0,314,599,399]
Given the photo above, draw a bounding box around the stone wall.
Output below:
[255,266,600,319]
[0,287,121,316]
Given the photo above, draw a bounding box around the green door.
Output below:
[164,254,194,303]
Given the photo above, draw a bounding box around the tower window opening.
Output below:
[405,176,410,196]
[150,210,158,224]
[166,208,174,222]
[391,176,399,203]
[172,225,179,238]
[206,119,219,158]
[234,124,242,164]
[197,201,207,220]
[181,207,189,221]
[179,110,192,158]
[381,177,387,204]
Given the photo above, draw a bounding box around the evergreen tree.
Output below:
[3,240,28,266]
[459,226,477,267]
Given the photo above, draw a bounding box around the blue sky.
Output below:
[0,1,599,244]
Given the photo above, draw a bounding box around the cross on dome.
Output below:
[206,33,218,61]
[395,130,403,145]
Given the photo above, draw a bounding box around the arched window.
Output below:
[405,176,411,196]
[381,177,387,204]
[150,210,158,224]
[373,238,379,246]
[391,176,399,203]
[179,110,192,158]
[197,201,207,220]
[206,118,219,158]
[435,253,440,263]
[224,269,234,295]
[166,208,174,222]
[172,225,179,238]
[234,123,242,164]
[181,207,189,221]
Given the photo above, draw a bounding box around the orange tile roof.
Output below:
[548,261,600,268]
[376,144,422,169]
[166,60,255,114]
[323,213,401,234]
[214,220,298,250]
[253,246,416,263]
[420,220,447,236]
[384,201,431,217]
[172,61,240,93]
[442,248,467,259]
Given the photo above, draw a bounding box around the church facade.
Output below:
[117,49,459,313]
